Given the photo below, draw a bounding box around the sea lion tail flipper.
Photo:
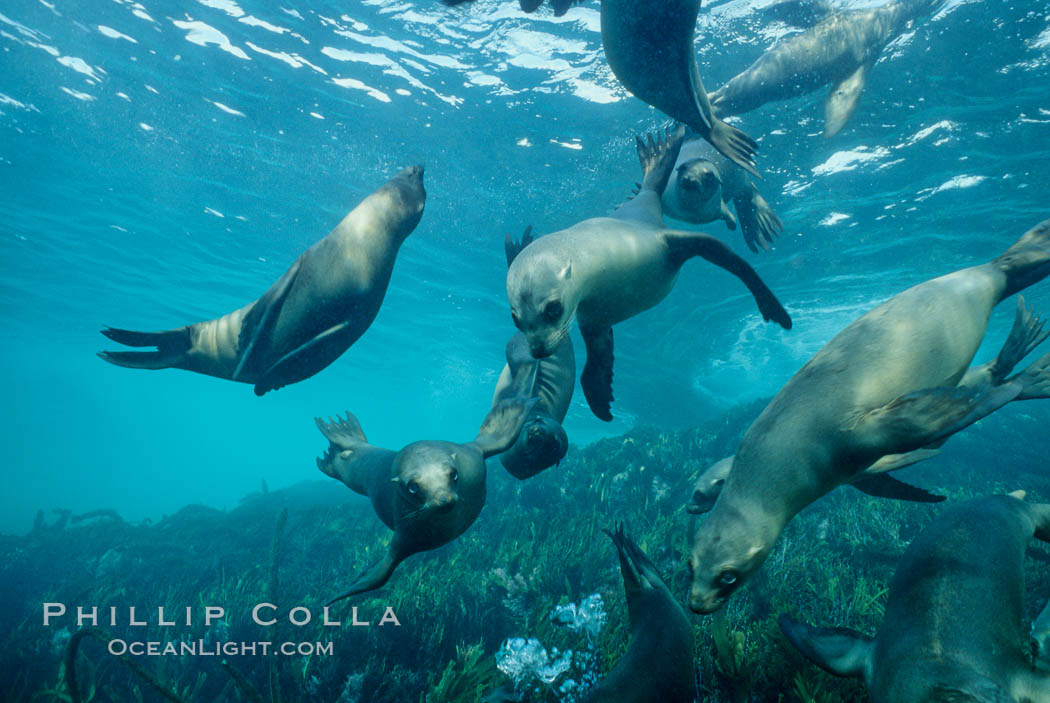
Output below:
[734,187,783,254]
[504,225,535,268]
[777,615,873,679]
[993,219,1050,299]
[855,384,1021,457]
[474,397,537,458]
[326,548,402,605]
[1006,347,1050,401]
[707,118,759,178]
[97,326,192,370]
[824,62,871,138]
[315,412,368,446]
[850,473,944,503]
[663,230,791,329]
[636,125,686,196]
[580,327,614,422]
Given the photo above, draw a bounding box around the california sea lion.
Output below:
[662,136,783,253]
[686,451,944,515]
[709,0,943,137]
[780,493,1050,701]
[600,0,759,175]
[315,397,532,601]
[493,228,577,479]
[688,220,1050,614]
[507,127,790,421]
[99,166,425,395]
[581,526,697,703]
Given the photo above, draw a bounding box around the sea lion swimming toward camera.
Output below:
[662,135,783,253]
[780,493,1050,702]
[98,166,425,395]
[601,0,759,175]
[490,229,577,480]
[709,0,943,137]
[506,127,790,421]
[581,526,697,703]
[686,451,943,514]
[688,220,1050,614]
[315,398,532,601]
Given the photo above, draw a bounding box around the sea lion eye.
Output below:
[718,570,738,587]
[407,481,419,495]
[511,312,521,330]
[543,301,563,321]
[450,468,458,482]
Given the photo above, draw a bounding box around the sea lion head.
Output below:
[520,413,569,466]
[673,158,723,217]
[393,443,462,517]
[507,252,577,359]
[369,164,427,241]
[687,502,772,613]
[686,456,734,515]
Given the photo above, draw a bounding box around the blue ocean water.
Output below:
[1,0,1048,534]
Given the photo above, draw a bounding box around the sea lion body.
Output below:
[663,137,784,252]
[99,166,425,395]
[710,0,939,136]
[316,398,531,599]
[507,128,790,420]
[600,0,759,174]
[582,527,697,703]
[780,494,1050,701]
[491,332,576,479]
[689,220,1050,613]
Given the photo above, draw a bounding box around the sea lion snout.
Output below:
[522,416,568,464]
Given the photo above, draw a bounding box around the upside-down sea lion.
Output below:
[780,493,1050,702]
[507,127,790,421]
[688,220,1050,614]
[491,229,577,480]
[581,526,697,703]
[601,0,759,175]
[709,0,943,137]
[662,135,784,253]
[99,166,425,395]
[315,397,532,601]
[685,451,944,515]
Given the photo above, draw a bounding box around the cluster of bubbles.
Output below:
[495,594,607,701]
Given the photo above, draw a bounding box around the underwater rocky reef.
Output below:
[4,398,1049,702]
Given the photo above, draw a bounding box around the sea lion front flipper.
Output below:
[849,474,944,504]
[233,259,303,382]
[505,225,536,267]
[853,383,1022,459]
[824,62,872,138]
[253,320,354,395]
[327,545,404,604]
[778,615,873,678]
[473,397,537,458]
[864,447,942,474]
[734,187,783,253]
[614,126,685,226]
[663,230,792,329]
[580,327,614,421]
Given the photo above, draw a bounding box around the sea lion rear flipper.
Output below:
[663,230,791,329]
[778,615,873,678]
[233,259,303,383]
[850,474,944,504]
[505,226,536,267]
[854,384,1021,458]
[580,327,614,421]
[326,546,403,604]
[252,320,352,395]
[614,126,685,225]
[994,296,1049,380]
[734,187,783,254]
[706,118,760,178]
[824,62,872,138]
[98,326,192,370]
[603,525,664,625]
[473,397,537,458]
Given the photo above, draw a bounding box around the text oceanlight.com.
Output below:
[108,640,335,657]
